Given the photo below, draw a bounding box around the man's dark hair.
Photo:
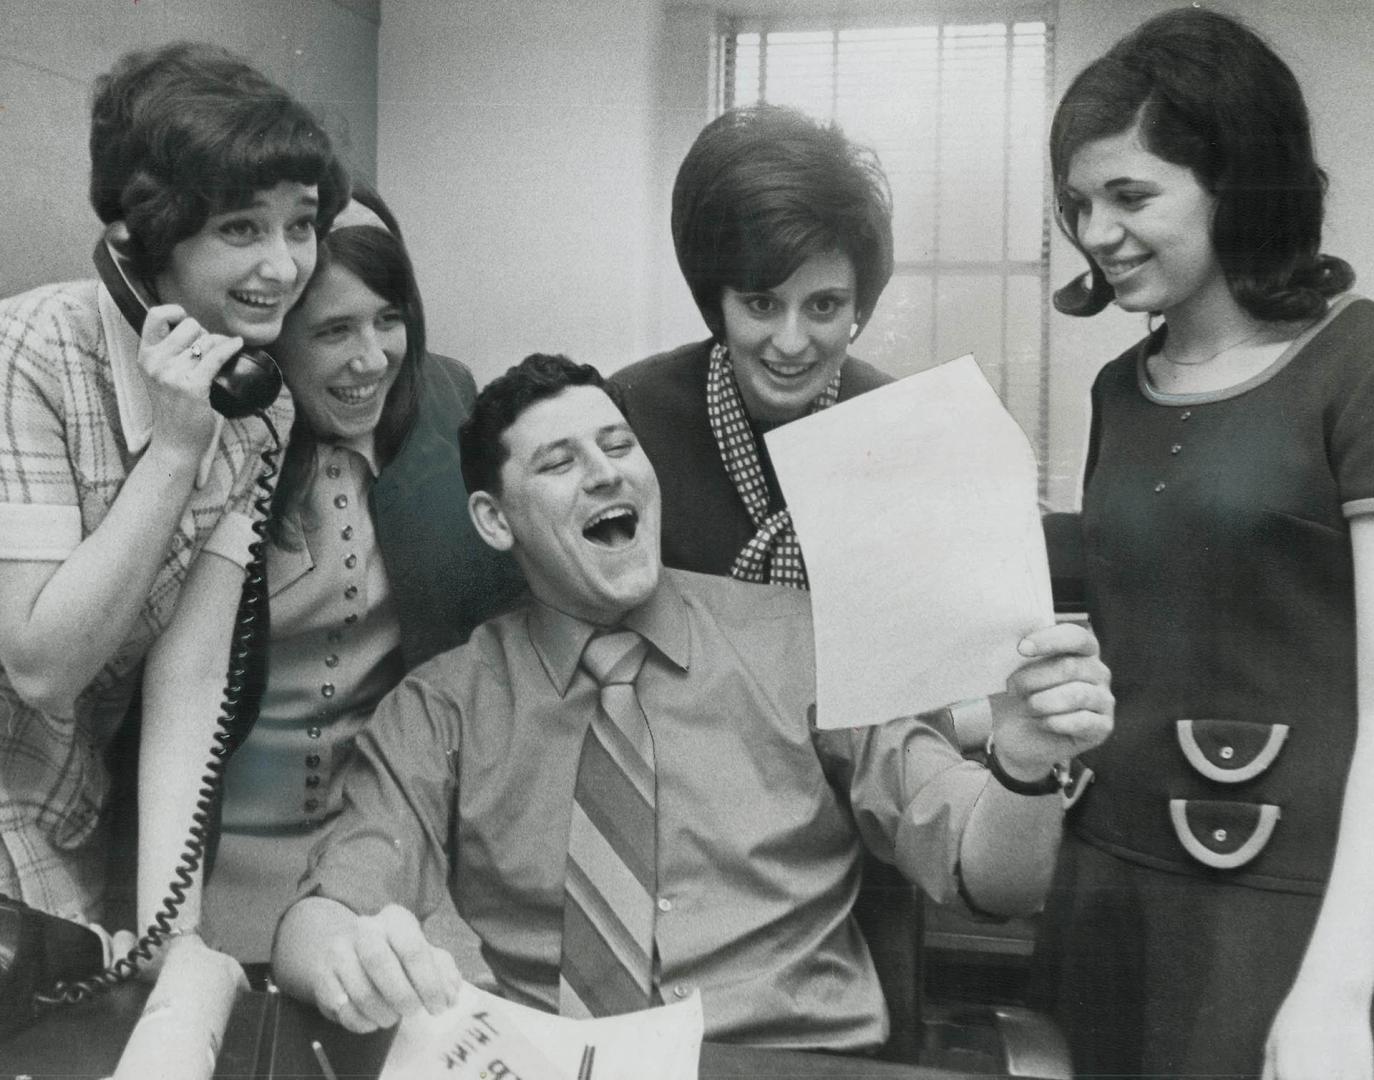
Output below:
[460,353,624,497]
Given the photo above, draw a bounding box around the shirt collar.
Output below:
[99,280,223,489]
[320,432,382,478]
[527,571,692,697]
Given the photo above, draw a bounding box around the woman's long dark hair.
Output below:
[1050,7,1352,319]
[268,218,425,546]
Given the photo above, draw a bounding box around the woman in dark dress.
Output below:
[1037,10,1374,1078]
[611,104,894,587]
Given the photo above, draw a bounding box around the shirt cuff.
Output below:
[200,510,257,569]
[1342,497,1374,519]
[0,503,81,561]
[949,697,994,753]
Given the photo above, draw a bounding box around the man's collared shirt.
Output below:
[300,568,991,1051]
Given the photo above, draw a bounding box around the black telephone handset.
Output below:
[0,234,282,1041]
[92,232,283,419]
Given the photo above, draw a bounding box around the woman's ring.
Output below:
[189,341,203,360]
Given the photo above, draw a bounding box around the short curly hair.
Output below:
[671,105,894,340]
[89,41,350,279]
[1051,8,1352,320]
[459,354,624,498]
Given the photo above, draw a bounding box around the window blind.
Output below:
[721,13,1054,493]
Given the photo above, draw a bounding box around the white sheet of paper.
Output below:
[380,981,704,1080]
[766,354,1053,728]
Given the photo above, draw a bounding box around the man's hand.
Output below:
[311,903,461,1033]
[989,622,1113,781]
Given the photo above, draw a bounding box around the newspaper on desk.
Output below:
[380,980,703,1080]
[766,354,1054,728]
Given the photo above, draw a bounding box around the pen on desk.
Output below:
[577,1043,596,1080]
[311,1039,340,1080]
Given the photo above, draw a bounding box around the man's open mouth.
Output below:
[583,506,639,548]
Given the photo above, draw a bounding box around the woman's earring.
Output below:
[849,322,860,343]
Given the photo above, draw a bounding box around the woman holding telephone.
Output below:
[136,185,525,963]
[0,42,346,930]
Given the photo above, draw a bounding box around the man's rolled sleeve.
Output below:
[823,711,992,905]
[296,672,459,921]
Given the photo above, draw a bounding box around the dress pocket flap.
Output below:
[1168,798,1281,869]
[1175,719,1290,783]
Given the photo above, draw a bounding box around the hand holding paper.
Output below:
[991,621,1113,779]
[293,900,461,1033]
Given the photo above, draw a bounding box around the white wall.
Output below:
[0,0,379,300]
[377,0,663,385]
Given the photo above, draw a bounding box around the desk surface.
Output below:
[1,984,963,1080]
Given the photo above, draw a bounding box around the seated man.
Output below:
[272,353,1112,1052]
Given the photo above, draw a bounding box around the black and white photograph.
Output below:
[2,2,1373,1077]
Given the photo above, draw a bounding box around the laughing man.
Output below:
[272,353,1113,1052]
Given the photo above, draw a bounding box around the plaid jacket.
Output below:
[0,279,292,921]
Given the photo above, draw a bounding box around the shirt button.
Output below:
[1170,444,1182,455]
[307,726,322,739]
[321,683,335,698]
[673,985,690,1000]
[325,654,339,668]
[344,554,358,569]
[1180,410,1192,421]
[304,798,320,814]
[1154,481,1166,493]
[305,754,321,768]
[326,464,342,479]
[305,774,321,788]
[334,494,349,509]
[1212,828,1228,843]
[657,897,672,913]
[341,525,354,541]
[1219,745,1235,760]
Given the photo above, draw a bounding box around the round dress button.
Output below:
[1219,745,1235,760]
[334,494,349,509]
[344,613,358,624]
[1212,828,1228,843]
[307,726,322,739]
[326,464,342,479]
[1180,410,1192,421]
[305,754,321,768]
[344,554,357,569]
[1170,444,1182,455]
[344,585,359,600]
[341,525,354,541]
[673,985,690,1000]
[325,654,339,668]
[305,774,321,788]
[1154,481,1166,493]
[321,683,335,698]
[657,897,672,913]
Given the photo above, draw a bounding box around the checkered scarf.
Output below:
[705,342,841,590]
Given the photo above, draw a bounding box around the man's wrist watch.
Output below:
[985,734,1068,796]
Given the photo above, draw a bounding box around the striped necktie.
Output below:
[558,629,657,1017]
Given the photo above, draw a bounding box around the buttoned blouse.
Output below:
[219,436,402,833]
[0,279,291,919]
